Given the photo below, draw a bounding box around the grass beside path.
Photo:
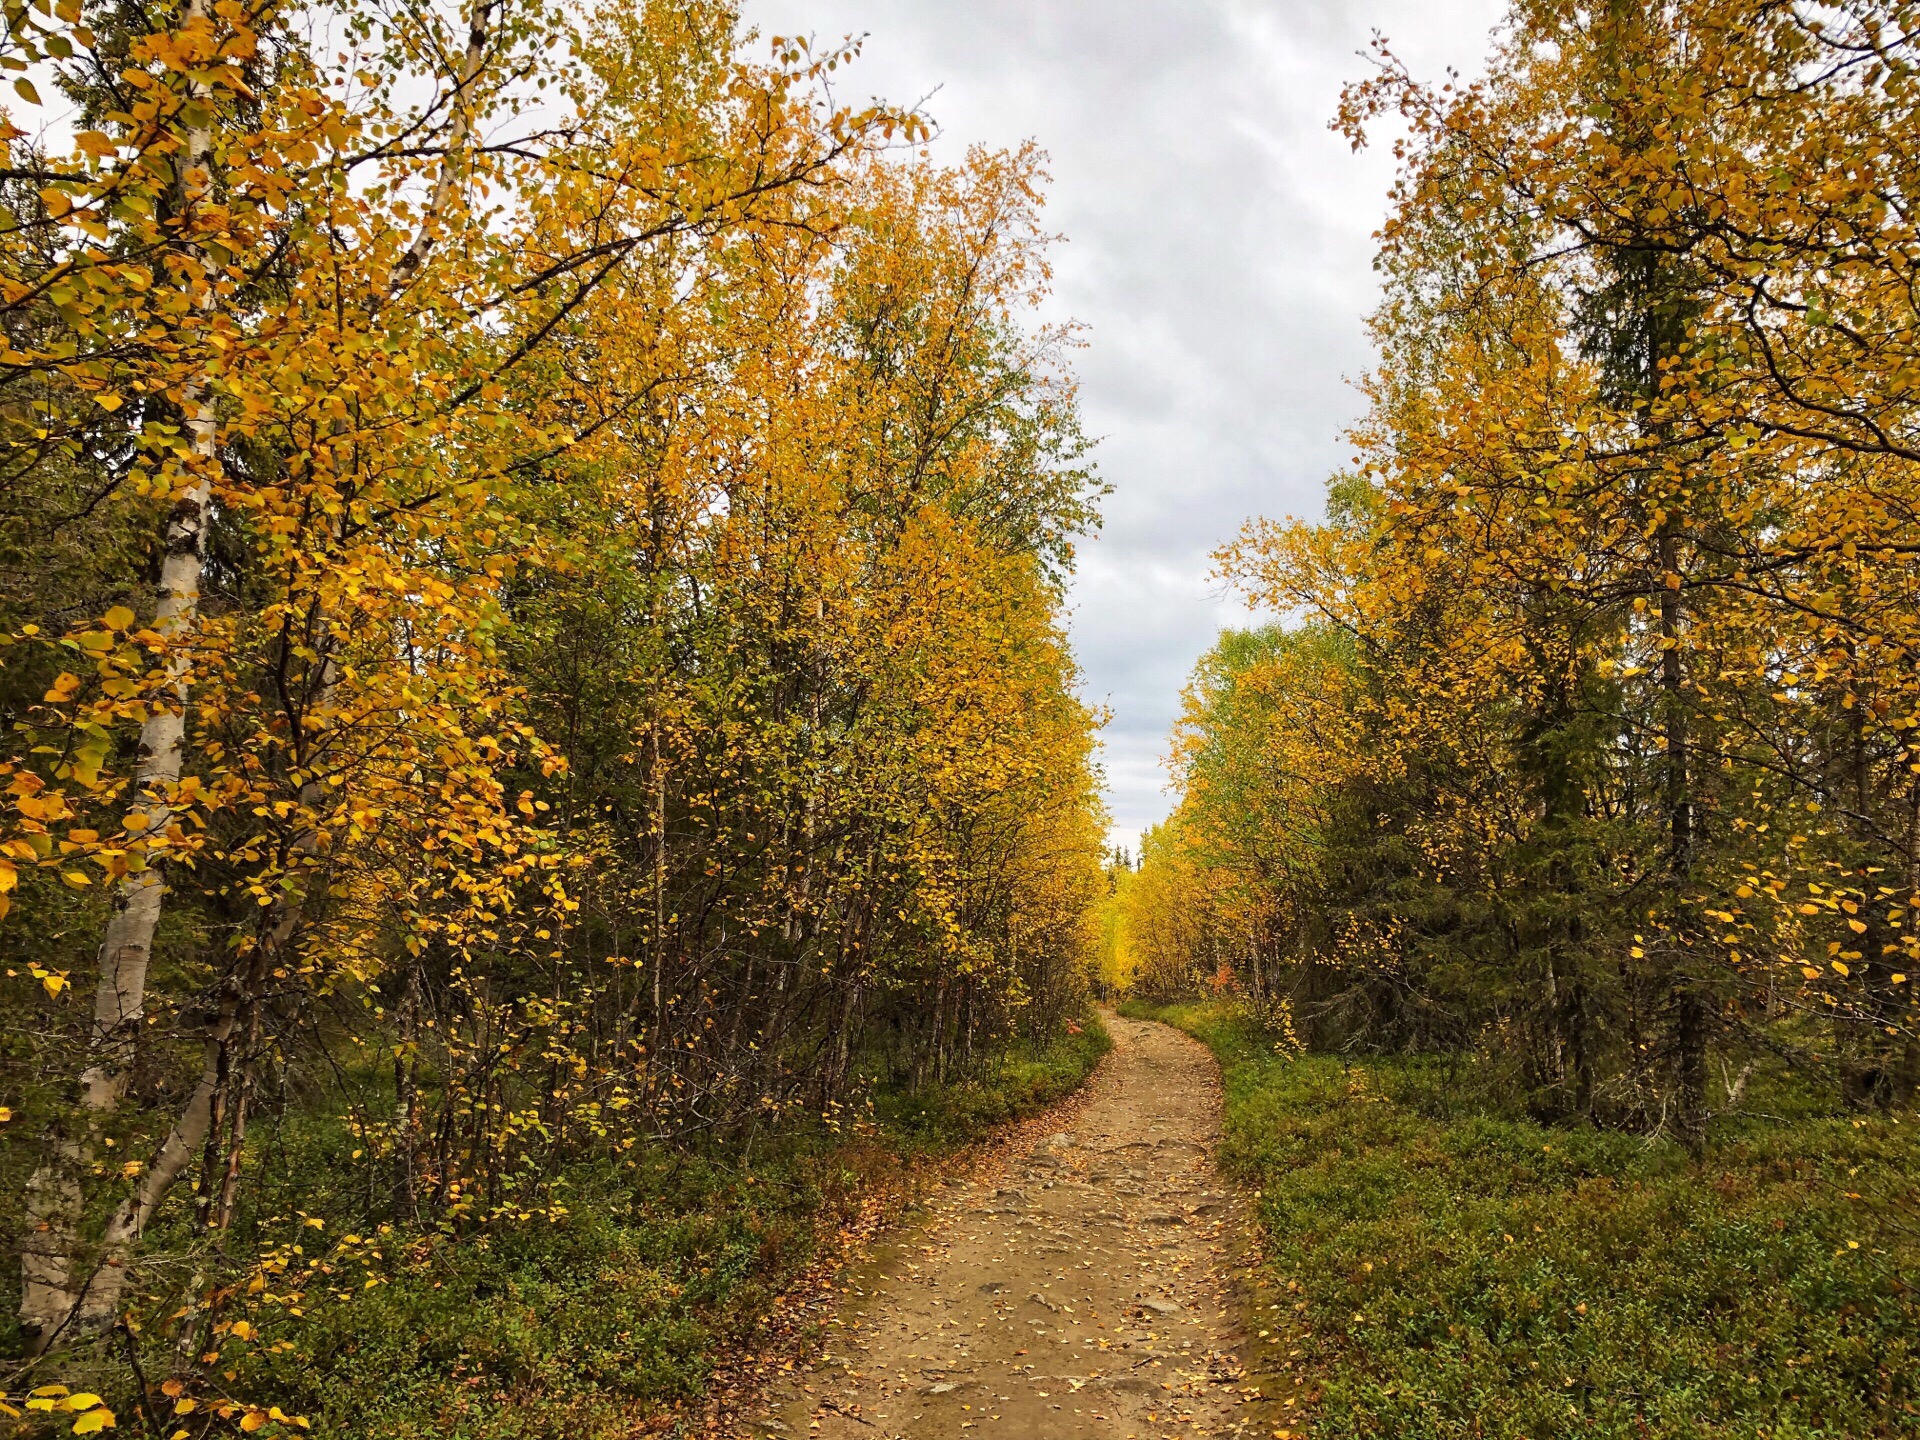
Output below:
[874,1014,1113,1147]
[223,1017,1111,1440]
[1124,998,1920,1440]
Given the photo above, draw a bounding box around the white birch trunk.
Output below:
[22,0,501,1347]
[18,0,220,1349]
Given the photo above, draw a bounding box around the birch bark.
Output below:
[19,0,497,1347]
[19,0,222,1348]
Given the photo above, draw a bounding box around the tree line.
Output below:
[1123,0,1920,1152]
[0,0,1106,1412]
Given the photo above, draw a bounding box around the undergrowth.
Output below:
[1123,999,1920,1440]
[873,1019,1112,1146]
[208,1016,1110,1440]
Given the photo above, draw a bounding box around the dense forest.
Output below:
[1122,0,1920,1145]
[0,0,1110,1432]
[13,0,1920,1434]
[1107,6,1920,1434]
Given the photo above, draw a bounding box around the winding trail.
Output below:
[750,1011,1282,1439]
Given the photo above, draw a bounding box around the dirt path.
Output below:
[748,1011,1280,1439]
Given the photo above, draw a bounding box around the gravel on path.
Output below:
[746,1010,1287,1440]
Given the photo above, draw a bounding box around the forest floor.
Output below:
[1124,999,1920,1440]
[744,1011,1290,1440]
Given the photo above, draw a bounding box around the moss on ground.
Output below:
[1124,999,1920,1440]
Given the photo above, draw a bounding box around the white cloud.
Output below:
[745,0,1507,848]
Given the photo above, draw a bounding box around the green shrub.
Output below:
[232,1158,821,1440]
[873,1017,1112,1148]
[1131,1001,1920,1440]
[218,1013,1110,1440]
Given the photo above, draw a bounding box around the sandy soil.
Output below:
[745,1011,1285,1439]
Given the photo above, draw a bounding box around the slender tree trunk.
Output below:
[393,967,423,1220]
[648,714,670,1103]
[1658,524,1708,1155]
[70,855,319,1331]
[19,0,221,1346]
[72,986,242,1335]
[171,988,260,1372]
[392,0,496,288]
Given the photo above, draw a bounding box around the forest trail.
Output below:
[749,1012,1283,1439]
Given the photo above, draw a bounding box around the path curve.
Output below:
[749,1011,1279,1439]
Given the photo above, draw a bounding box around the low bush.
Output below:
[1126,1000,1920,1440]
[203,1014,1109,1440]
[873,1019,1112,1147]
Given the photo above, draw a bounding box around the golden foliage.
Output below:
[0,0,1106,1410]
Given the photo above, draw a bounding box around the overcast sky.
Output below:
[744,0,1508,853]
